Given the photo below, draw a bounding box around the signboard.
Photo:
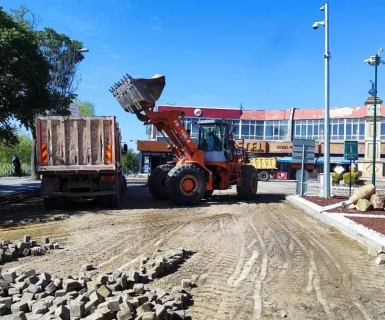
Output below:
[295,169,310,182]
[344,141,358,160]
[273,172,288,180]
[234,140,267,153]
[333,165,345,175]
[69,105,79,116]
[291,139,315,164]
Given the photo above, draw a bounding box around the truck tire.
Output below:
[43,197,65,210]
[43,198,56,210]
[237,165,258,200]
[109,182,121,208]
[259,171,270,182]
[120,174,127,194]
[148,164,174,200]
[96,196,109,208]
[165,164,206,205]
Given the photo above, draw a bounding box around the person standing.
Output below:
[12,155,22,177]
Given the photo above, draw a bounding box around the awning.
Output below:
[314,157,363,165]
[277,156,368,165]
[277,157,292,163]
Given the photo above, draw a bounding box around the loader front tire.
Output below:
[148,164,174,200]
[237,165,258,200]
[165,164,206,205]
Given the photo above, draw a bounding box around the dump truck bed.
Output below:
[36,116,120,173]
[249,157,278,170]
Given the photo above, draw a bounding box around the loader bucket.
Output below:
[109,73,166,113]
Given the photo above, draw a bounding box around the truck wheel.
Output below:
[43,197,65,210]
[120,174,127,195]
[96,196,109,208]
[165,164,206,205]
[109,183,121,208]
[237,165,258,200]
[259,171,270,182]
[148,164,174,200]
[43,198,56,210]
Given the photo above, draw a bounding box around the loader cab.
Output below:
[197,119,234,162]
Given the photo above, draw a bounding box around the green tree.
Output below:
[11,6,86,179]
[0,8,50,146]
[0,134,33,164]
[122,148,139,173]
[72,100,96,116]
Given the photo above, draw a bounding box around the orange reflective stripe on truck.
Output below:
[105,144,112,164]
[41,144,48,164]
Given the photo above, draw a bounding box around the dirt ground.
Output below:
[1,182,385,319]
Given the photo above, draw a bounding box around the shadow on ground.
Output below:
[0,183,288,227]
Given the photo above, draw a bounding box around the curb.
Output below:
[286,195,385,257]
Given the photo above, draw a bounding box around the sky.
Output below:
[3,0,385,149]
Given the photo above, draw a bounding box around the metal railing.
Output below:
[0,163,32,177]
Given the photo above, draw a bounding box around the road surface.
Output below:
[1,182,385,319]
[0,177,40,196]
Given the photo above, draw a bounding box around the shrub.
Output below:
[332,172,341,184]
[343,172,359,185]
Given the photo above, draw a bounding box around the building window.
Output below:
[156,117,240,140]
[264,120,288,141]
[380,119,385,140]
[240,120,264,140]
[345,118,365,140]
[294,120,324,140]
[294,118,365,141]
[330,119,345,141]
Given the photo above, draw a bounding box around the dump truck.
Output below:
[36,116,128,210]
[248,157,277,181]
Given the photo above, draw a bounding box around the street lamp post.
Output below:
[364,48,385,186]
[313,2,331,198]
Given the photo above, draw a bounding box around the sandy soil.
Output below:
[1,183,385,319]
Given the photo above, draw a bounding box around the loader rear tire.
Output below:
[148,164,174,200]
[259,171,270,181]
[237,165,258,200]
[165,164,206,206]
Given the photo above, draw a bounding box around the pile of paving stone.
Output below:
[0,248,193,319]
[0,214,70,228]
[0,236,61,264]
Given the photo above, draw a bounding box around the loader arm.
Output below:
[134,108,199,162]
[109,73,208,170]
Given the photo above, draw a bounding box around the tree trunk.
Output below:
[30,127,39,180]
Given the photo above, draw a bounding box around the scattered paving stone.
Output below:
[0,236,62,265]
[82,263,93,272]
[181,279,192,289]
[0,248,193,319]
[375,254,385,265]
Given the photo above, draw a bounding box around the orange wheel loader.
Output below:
[110,73,258,206]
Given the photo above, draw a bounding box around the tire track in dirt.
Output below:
[179,203,259,320]
[262,204,335,320]
[189,213,241,319]
[241,204,269,320]
[278,204,378,320]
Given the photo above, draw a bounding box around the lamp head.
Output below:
[312,21,325,29]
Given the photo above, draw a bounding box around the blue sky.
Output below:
[3,0,385,149]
